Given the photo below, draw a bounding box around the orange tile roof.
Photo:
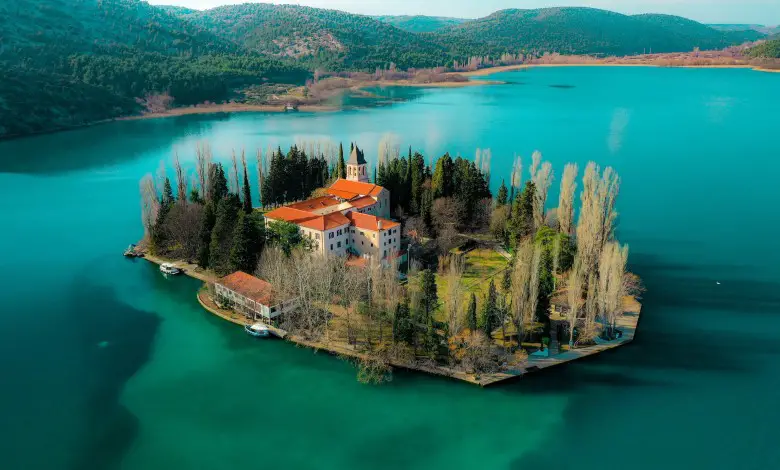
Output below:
[287,196,341,212]
[218,271,275,306]
[298,212,351,231]
[329,179,386,199]
[350,195,377,209]
[326,187,360,200]
[347,211,400,232]
[264,206,319,224]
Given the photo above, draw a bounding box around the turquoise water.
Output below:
[1,67,779,469]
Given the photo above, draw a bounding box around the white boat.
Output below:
[159,263,181,275]
[245,323,270,338]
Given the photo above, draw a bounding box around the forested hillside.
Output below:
[179,4,451,70]
[375,15,470,33]
[428,8,761,57]
[0,0,307,138]
[747,39,780,58]
[1,2,771,139]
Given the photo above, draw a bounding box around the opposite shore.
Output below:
[3,59,777,139]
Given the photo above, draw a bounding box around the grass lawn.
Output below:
[411,247,510,319]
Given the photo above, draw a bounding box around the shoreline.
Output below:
[457,62,780,77]
[140,252,640,387]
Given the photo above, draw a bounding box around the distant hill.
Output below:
[0,0,307,139]
[429,8,763,57]
[180,4,451,70]
[3,2,774,139]
[747,39,780,58]
[710,24,780,36]
[374,15,470,33]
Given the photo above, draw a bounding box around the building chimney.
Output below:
[377,219,383,231]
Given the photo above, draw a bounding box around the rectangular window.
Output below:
[329,232,334,239]
[337,241,342,248]
[316,233,321,240]
[384,250,387,257]
[330,244,333,250]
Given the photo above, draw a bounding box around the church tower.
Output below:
[346,145,369,183]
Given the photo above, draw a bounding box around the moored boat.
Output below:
[159,263,181,275]
[245,323,270,338]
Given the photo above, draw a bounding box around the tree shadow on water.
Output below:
[66,284,161,470]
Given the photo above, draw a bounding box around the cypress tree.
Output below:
[431,153,453,198]
[467,293,478,332]
[480,280,498,338]
[242,160,252,214]
[418,269,438,324]
[229,212,262,273]
[197,202,216,267]
[497,179,508,206]
[209,194,241,275]
[161,177,175,209]
[393,299,413,344]
[208,163,228,206]
[337,142,346,179]
[511,181,536,242]
[425,317,439,360]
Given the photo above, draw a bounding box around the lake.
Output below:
[1,66,779,470]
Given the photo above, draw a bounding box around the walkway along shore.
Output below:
[141,252,641,387]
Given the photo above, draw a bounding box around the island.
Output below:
[133,140,643,385]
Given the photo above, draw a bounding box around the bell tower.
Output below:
[346,145,369,183]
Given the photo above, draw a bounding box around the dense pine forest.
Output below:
[748,39,780,58]
[0,0,770,139]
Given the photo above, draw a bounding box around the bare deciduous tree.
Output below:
[195,141,212,197]
[565,257,584,347]
[510,241,541,346]
[230,149,240,195]
[378,133,400,166]
[558,163,579,235]
[442,254,466,344]
[532,160,553,230]
[139,174,159,238]
[598,241,628,338]
[173,152,187,203]
[576,162,621,275]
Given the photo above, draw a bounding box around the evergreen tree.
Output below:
[497,179,509,206]
[197,202,216,267]
[410,152,426,213]
[480,280,498,338]
[418,269,438,324]
[161,177,175,208]
[424,317,440,360]
[209,194,241,275]
[467,293,478,332]
[337,142,346,179]
[431,152,453,198]
[189,188,202,204]
[242,160,252,214]
[208,163,228,206]
[392,299,413,344]
[511,181,536,242]
[502,268,512,293]
[229,211,263,273]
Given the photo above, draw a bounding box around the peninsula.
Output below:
[135,141,643,385]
